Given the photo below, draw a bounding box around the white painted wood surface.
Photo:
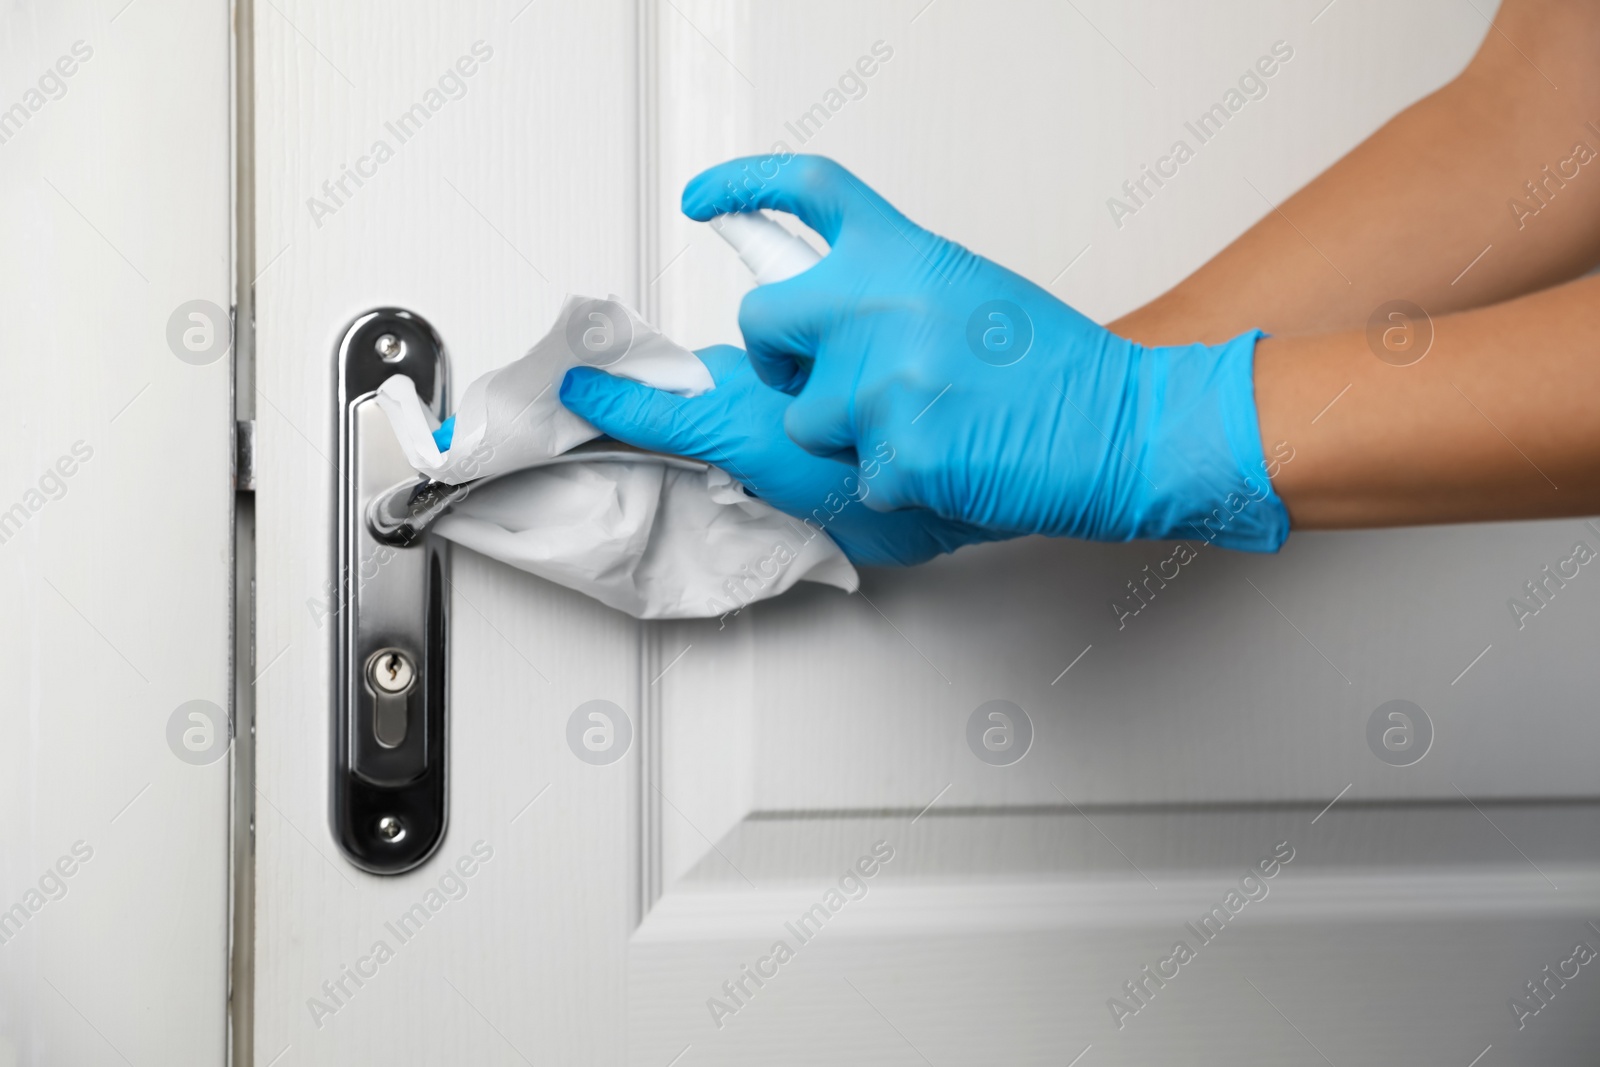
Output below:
[631,805,1600,1065]
[252,1,645,1062]
[640,1,1600,1062]
[0,0,234,1063]
[253,0,1600,1064]
[650,0,1600,828]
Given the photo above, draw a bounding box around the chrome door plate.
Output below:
[333,308,449,874]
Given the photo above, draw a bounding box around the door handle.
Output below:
[332,308,450,874]
[364,440,714,547]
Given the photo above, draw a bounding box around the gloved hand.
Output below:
[678,155,1290,552]
[560,345,999,566]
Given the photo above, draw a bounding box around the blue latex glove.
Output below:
[432,415,456,451]
[559,345,999,567]
[678,155,1290,552]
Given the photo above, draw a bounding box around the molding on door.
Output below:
[636,0,775,911]
[635,0,665,925]
[639,625,665,919]
[229,0,258,1062]
[640,799,1600,936]
[634,0,660,327]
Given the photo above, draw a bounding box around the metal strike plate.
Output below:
[333,309,449,874]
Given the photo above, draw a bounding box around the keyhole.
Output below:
[367,648,415,749]
[368,648,415,695]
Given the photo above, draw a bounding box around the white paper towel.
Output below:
[376,295,857,620]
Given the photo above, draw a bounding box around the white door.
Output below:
[253,2,1600,1065]
[0,0,236,1064]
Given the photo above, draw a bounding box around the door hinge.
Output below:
[235,419,256,491]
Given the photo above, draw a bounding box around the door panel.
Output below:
[641,1,1600,1063]
[658,522,1599,830]
[650,0,1596,820]
[254,1,1600,1065]
[252,2,644,1061]
[632,805,1600,1065]
[0,1,234,1062]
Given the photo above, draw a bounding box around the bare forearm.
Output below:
[1256,273,1600,528]
[1114,0,1600,346]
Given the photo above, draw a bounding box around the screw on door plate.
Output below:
[375,333,407,362]
[376,815,407,843]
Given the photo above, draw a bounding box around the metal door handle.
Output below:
[332,308,450,874]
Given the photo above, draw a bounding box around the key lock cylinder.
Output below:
[334,310,450,873]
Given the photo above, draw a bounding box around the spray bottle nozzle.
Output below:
[708,211,823,284]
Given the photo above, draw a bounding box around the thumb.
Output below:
[783,390,857,458]
[781,348,859,456]
[682,155,913,246]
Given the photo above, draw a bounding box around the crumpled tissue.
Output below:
[375,295,857,619]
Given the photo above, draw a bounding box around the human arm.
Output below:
[566,155,1294,554]
[664,151,1597,545]
[1110,0,1600,527]
[1113,0,1600,346]
[1254,274,1600,528]
[567,83,1600,558]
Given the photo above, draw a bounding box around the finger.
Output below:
[782,347,860,457]
[691,344,748,387]
[682,154,911,246]
[559,367,699,457]
[737,280,827,394]
[432,414,456,451]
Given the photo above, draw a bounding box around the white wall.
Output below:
[0,0,234,1062]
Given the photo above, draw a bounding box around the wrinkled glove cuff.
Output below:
[1140,329,1291,553]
